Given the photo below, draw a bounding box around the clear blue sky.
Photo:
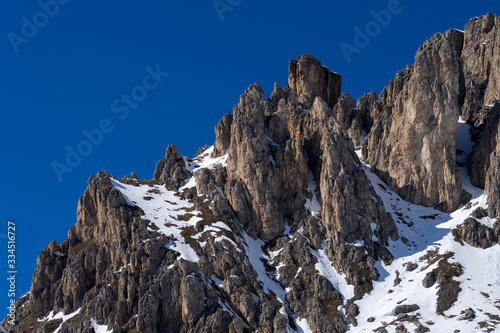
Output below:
[1,0,499,312]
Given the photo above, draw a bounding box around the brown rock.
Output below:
[153,144,191,190]
[461,13,500,124]
[288,54,342,109]
[213,113,233,157]
[225,83,308,240]
[452,217,495,248]
[333,91,363,146]
[362,29,464,212]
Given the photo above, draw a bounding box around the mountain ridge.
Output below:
[3,12,500,333]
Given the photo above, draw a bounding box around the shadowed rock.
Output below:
[452,217,496,248]
[486,123,500,218]
[288,54,342,109]
[153,144,191,190]
[461,13,500,125]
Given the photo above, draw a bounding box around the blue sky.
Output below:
[1,0,499,311]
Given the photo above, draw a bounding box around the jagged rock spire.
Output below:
[288,54,342,109]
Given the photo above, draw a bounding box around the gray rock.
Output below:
[463,307,475,320]
[395,324,408,333]
[396,313,408,320]
[394,304,420,315]
[486,123,500,218]
[422,271,436,288]
[153,144,191,190]
[461,13,500,125]
[333,91,363,146]
[405,262,418,272]
[471,207,488,218]
[452,217,495,248]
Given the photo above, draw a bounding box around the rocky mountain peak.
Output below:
[4,13,500,333]
[287,54,342,109]
[153,143,191,190]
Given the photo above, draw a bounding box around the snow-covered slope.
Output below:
[352,119,500,333]
[107,122,499,333]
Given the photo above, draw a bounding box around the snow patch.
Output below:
[110,178,201,262]
[90,318,113,333]
[304,171,321,217]
[310,246,355,300]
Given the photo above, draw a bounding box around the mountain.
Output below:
[3,13,500,333]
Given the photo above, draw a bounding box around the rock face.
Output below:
[461,13,500,125]
[332,92,364,147]
[461,13,500,218]
[288,55,342,109]
[394,304,420,315]
[212,113,233,158]
[467,104,500,188]
[224,83,309,241]
[6,54,399,333]
[153,144,191,190]
[362,29,464,212]
[486,124,500,218]
[6,14,500,333]
[452,217,496,248]
[421,254,463,315]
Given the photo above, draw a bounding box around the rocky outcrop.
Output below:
[5,54,399,333]
[225,83,309,240]
[356,91,377,137]
[461,13,500,217]
[394,304,420,315]
[7,14,500,331]
[461,13,500,125]
[17,171,176,332]
[213,113,233,158]
[223,77,398,304]
[288,55,342,109]
[468,104,500,188]
[153,144,191,190]
[421,253,463,315]
[452,217,496,248]
[362,29,464,212]
[332,92,363,146]
[486,123,500,218]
